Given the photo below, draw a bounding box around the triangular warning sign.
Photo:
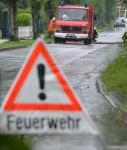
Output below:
[2,40,82,111]
[0,39,98,135]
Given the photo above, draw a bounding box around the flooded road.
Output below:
[0,29,127,149]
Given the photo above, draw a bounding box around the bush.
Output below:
[17,12,32,26]
[122,32,127,43]
[17,9,31,15]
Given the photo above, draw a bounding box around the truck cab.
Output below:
[54,5,95,45]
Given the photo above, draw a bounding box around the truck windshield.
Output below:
[58,8,87,21]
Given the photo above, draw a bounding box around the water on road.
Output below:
[0,29,127,150]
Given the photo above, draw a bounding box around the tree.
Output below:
[45,0,53,21]
[105,0,115,24]
[0,1,6,14]
[29,0,43,39]
[123,0,127,7]
[64,0,73,4]
[18,0,29,9]
[95,0,106,27]
[88,0,106,27]
[0,1,6,32]
[63,0,83,5]
[7,0,19,40]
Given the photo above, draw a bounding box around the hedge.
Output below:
[17,12,32,26]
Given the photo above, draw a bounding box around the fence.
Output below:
[18,26,33,39]
[116,9,127,18]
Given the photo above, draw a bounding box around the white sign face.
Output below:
[0,40,98,135]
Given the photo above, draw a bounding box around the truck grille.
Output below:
[61,26,81,32]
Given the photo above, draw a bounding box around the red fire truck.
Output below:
[54,4,96,45]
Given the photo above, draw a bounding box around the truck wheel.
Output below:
[84,38,91,45]
[59,39,66,44]
[62,40,66,44]
[54,37,59,43]
[88,39,92,44]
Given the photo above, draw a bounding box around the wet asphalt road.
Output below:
[0,28,126,150]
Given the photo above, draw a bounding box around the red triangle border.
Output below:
[3,41,82,112]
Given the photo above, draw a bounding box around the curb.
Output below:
[96,78,118,109]
[0,45,28,51]
[93,42,123,45]
[96,78,127,117]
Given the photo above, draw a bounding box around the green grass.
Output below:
[0,135,30,150]
[121,104,127,110]
[101,45,127,99]
[0,39,35,49]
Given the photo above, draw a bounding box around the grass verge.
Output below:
[0,135,31,150]
[0,39,35,49]
[101,44,127,100]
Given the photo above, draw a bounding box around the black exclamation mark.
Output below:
[37,64,46,100]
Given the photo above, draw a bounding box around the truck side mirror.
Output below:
[94,15,97,21]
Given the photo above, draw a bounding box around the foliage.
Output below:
[101,43,127,98]
[0,2,6,29]
[0,39,35,48]
[105,0,116,24]
[43,0,117,28]
[18,0,29,9]
[0,135,30,150]
[17,9,31,15]
[0,0,8,4]
[29,0,43,39]
[123,0,127,6]
[88,0,105,27]
[0,1,5,13]
[64,0,83,5]
[7,0,19,40]
[29,0,43,11]
[122,32,127,43]
[0,0,117,39]
[89,0,116,27]
[17,12,32,26]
